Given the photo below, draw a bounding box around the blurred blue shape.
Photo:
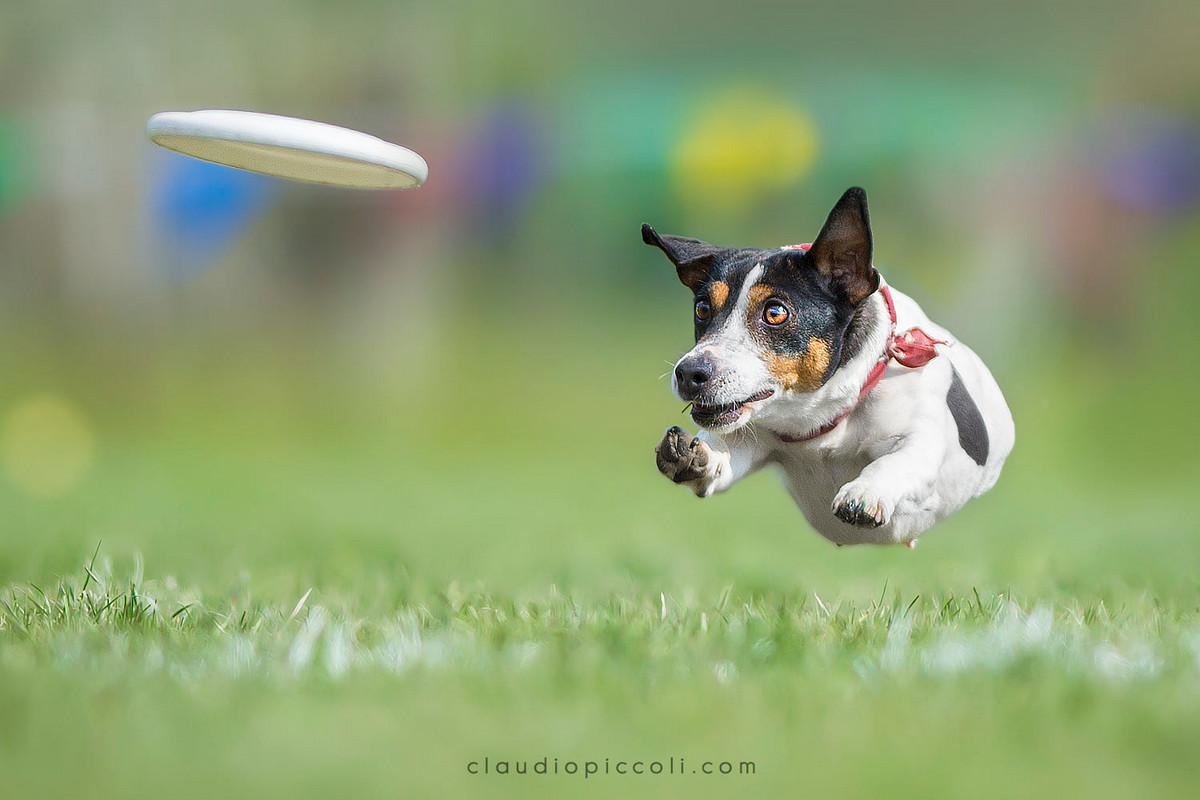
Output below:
[150,150,276,280]
[1094,111,1200,215]
[458,100,547,243]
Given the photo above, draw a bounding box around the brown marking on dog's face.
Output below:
[764,337,832,392]
[746,283,777,313]
[709,280,730,311]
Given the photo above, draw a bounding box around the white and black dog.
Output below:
[645,188,1014,547]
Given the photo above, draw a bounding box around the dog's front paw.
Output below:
[655,426,711,484]
[832,482,895,528]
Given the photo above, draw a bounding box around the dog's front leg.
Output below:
[655,426,763,498]
[831,435,942,529]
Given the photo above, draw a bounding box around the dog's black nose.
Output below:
[675,355,715,395]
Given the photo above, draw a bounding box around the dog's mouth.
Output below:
[690,389,774,429]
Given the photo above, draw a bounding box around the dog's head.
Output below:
[644,187,880,433]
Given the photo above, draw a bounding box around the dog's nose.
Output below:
[675,355,715,395]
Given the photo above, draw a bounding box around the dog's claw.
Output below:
[832,486,890,529]
[833,498,882,528]
[656,426,709,483]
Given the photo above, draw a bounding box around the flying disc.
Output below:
[147,110,428,189]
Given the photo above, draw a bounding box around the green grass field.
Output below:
[2,318,1198,799]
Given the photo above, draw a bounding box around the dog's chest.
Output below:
[771,441,869,508]
[770,443,904,545]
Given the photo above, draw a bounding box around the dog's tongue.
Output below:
[785,243,813,252]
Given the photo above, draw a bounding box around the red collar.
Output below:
[776,244,944,444]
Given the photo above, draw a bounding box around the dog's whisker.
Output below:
[744,424,759,445]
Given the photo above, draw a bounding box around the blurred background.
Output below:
[3,2,1200,799]
[1,0,1199,589]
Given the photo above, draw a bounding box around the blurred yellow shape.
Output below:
[671,86,818,212]
[2,393,96,498]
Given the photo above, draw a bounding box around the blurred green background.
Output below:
[2,1,1199,798]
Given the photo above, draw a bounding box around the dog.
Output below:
[644,187,1014,547]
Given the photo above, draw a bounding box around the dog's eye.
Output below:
[694,299,712,322]
[763,302,789,326]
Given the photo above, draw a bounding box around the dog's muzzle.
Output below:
[674,354,717,401]
[689,389,774,429]
[674,353,774,429]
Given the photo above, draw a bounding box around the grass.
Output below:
[2,320,1199,799]
[9,550,1189,685]
[3,555,1199,799]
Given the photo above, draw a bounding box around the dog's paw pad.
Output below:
[832,485,891,528]
[833,499,883,528]
[655,426,709,483]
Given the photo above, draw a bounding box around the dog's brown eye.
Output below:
[763,302,789,326]
[695,299,711,321]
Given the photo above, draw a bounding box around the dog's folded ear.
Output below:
[642,224,723,291]
[806,187,880,305]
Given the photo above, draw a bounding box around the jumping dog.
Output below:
[645,188,1014,547]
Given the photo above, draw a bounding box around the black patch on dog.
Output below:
[749,253,845,357]
[947,366,989,466]
[835,300,875,370]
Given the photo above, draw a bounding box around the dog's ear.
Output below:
[806,187,879,304]
[642,224,723,291]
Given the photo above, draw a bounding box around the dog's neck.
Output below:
[754,288,892,442]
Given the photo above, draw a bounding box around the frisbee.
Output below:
[147,110,428,189]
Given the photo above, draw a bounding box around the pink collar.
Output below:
[776,244,944,444]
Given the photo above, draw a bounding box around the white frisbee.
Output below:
[147,110,428,189]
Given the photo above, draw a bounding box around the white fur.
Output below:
[670,264,773,434]
[661,279,1014,546]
